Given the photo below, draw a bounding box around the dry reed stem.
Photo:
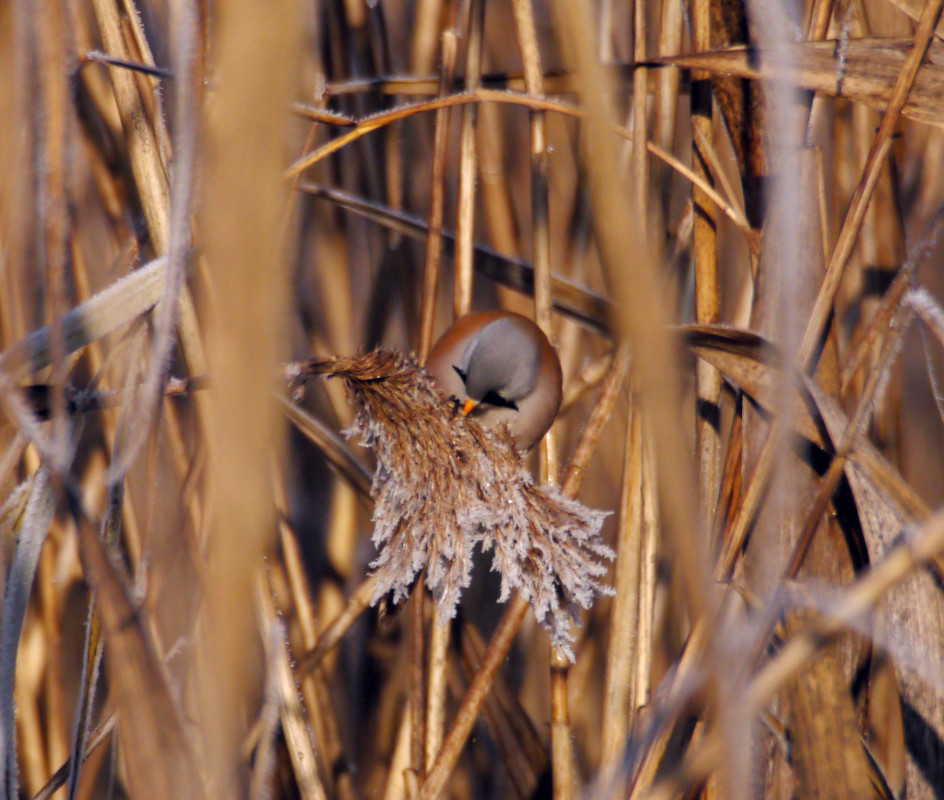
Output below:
[34,0,73,763]
[295,577,379,677]
[453,0,484,319]
[278,394,372,499]
[414,7,463,765]
[560,350,614,412]
[625,617,712,800]
[249,625,282,800]
[424,609,449,770]
[448,665,533,799]
[69,495,204,800]
[690,0,722,530]
[417,0,460,362]
[106,0,201,483]
[195,0,298,791]
[476,100,522,259]
[424,0,488,768]
[653,0,683,223]
[457,621,546,785]
[33,712,115,800]
[840,209,944,390]
[561,342,632,496]
[255,573,329,800]
[381,706,413,800]
[601,401,644,766]
[506,0,568,791]
[634,425,658,713]
[275,467,356,800]
[0,257,168,380]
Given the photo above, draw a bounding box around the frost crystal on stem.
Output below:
[317,350,613,660]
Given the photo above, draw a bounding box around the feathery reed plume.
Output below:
[301,350,613,659]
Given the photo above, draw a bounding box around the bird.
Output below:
[425,310,563,451]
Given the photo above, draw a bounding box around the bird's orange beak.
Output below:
[462,398,478,416]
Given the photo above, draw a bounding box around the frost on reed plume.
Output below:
[304,350,613,659]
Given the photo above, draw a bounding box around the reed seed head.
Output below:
[320,350,613,660]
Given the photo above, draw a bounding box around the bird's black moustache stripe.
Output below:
[481,391,518,411]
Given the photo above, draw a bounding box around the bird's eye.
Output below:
[452,365,468,382]
[481,390,518,411]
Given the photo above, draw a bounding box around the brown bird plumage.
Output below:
[425,311,563,452]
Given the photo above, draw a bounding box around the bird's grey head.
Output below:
[457,317,541,407]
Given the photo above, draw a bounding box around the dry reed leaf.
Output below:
[656,39,944,129]
[781,612,874,800]
[297,184,614,335]
[308,350,613,660]
[682,325,826,444]
[685,325,944,796]
[682,325,928,536]
[0,257,168,380]
[885,0,944,39]
[72,505,204,800]
[0,470,56,800]
[865,654,907,798]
